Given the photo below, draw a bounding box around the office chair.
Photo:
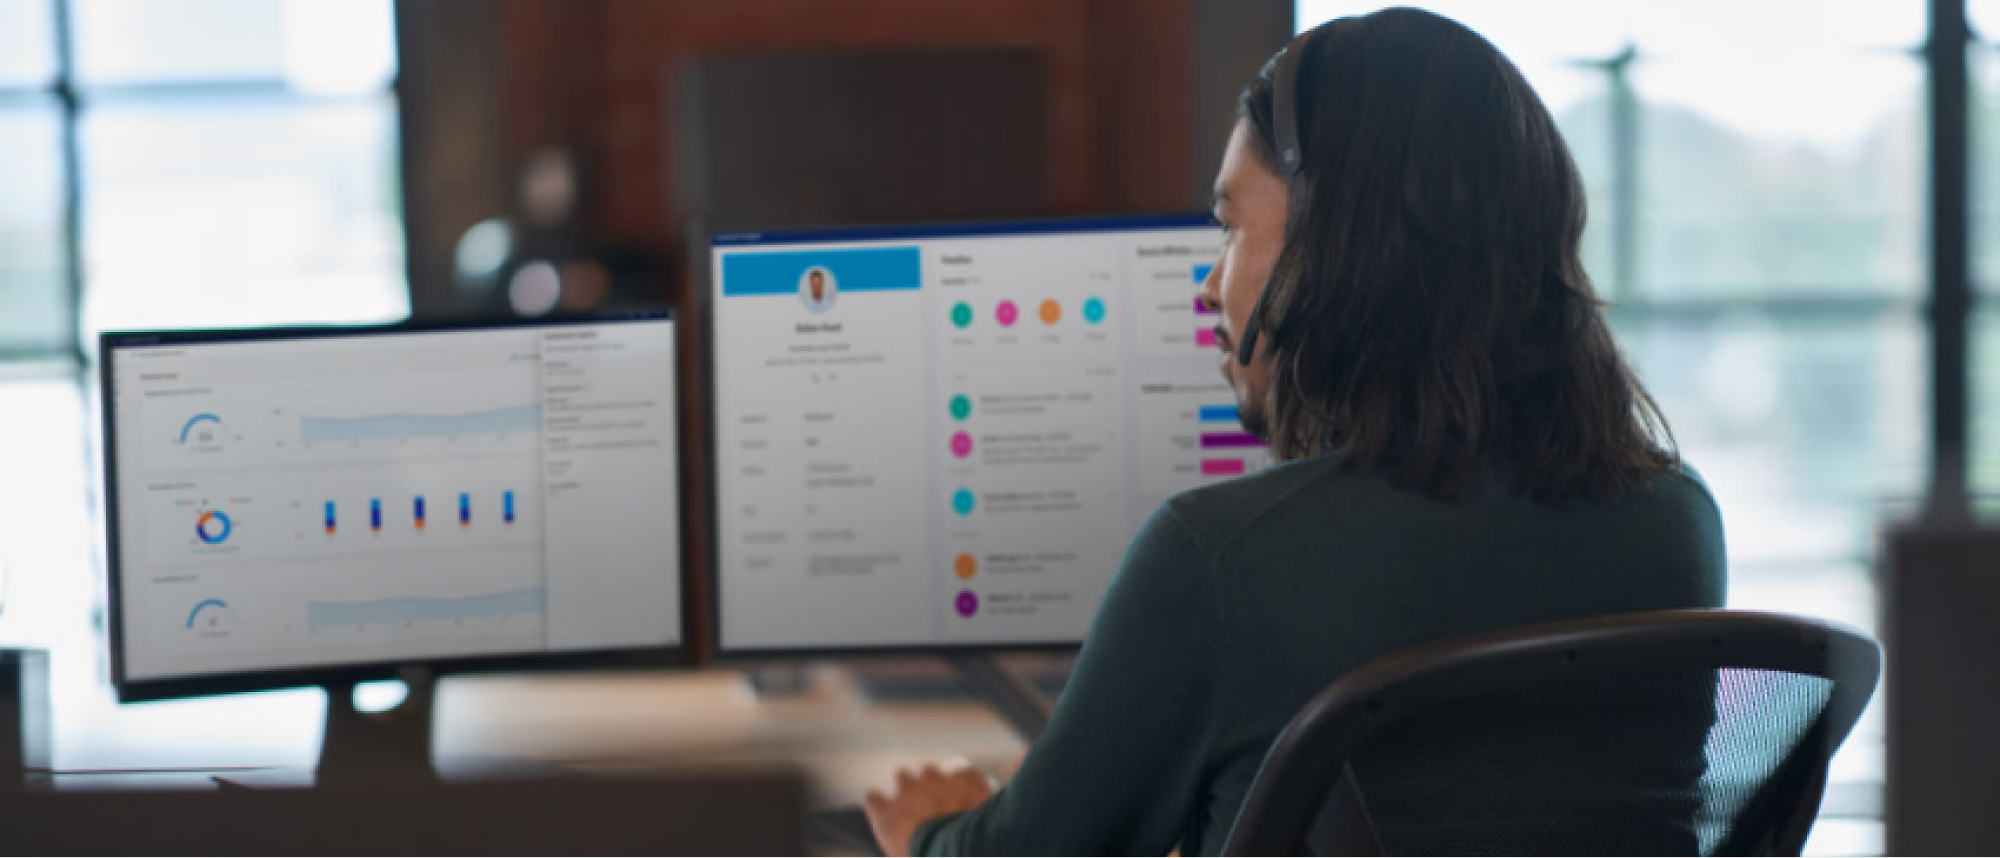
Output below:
[1221,610,1880,856]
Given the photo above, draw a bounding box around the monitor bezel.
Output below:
[703,213,1217,660]
[100,312,694,703]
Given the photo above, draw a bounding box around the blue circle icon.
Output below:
[951,488,976,517]
[1083,297,1107,324]
[195,509,233,545]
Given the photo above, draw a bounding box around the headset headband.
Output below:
[1237,26,1319,366]
[1269,28,1314,179]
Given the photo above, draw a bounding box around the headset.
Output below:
[1235,24,1321,368]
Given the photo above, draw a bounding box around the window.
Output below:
[0,0,65,357]
[1974,0,2000,507]
[0,0,407,361]
[1296,2,1924,850]
[0,0,404,767]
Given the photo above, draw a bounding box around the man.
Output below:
[802,267,836,313]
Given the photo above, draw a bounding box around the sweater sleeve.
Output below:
[912,504,1222,856]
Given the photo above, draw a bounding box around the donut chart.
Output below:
[194,509,233,545]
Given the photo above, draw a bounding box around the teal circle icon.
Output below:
[949,394,972,421]
[1083,297,1107,324]
[952,488,976,517]
[950,302,974,329]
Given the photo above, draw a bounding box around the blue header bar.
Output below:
[711,213,1216,248]
[721,246,922,297]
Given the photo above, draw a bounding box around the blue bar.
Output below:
[324,501,336,533]
[1194,264,1213,283]
[369,498,382,531]
[503,490,515,524]
[414,495,427,529]
[721,247,922,297]
[459,492,471,526]
[1199,405,1238,423]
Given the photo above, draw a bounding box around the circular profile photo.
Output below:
[798,266,838,313]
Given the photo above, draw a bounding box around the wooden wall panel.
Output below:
[498,0,1193,256]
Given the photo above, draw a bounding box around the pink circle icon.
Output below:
[950,432,974,458]
[954,590,979,618]
[995,300,1019,327]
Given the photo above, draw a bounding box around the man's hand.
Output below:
[863,764,996,857]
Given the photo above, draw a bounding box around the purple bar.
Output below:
[1200,432,1266,449]
[1194,297,1219,315]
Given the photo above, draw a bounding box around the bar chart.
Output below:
[1198,404,1265,477]
[328,490,517,538]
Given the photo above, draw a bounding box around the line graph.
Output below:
[305,587,546,629]
[300,404,541,444]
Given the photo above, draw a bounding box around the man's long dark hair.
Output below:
[1239,7,1676,503]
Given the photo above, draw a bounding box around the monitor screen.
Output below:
[710,215,1269,653]
[102,316,683,695]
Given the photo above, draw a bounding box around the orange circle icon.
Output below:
[1038,299,1061,325]
[954,553,978,580]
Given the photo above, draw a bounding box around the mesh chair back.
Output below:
[1222,610,1879,856]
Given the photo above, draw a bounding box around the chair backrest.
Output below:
[1221,610,1881,856]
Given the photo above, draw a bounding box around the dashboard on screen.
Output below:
[103,317,683,689]
[710,216,1270,653]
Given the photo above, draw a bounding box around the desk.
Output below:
[439,666,1027,803]
[46,665,1027,807]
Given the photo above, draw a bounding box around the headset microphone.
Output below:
[1235,310,1264,367]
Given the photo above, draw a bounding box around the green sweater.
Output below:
[914,454,1726,856]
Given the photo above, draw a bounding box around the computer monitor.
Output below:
[708,215,1269,656]
[100,315,686,705]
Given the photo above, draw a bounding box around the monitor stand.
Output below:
[944,654,1052,743]
[316,668,440,788]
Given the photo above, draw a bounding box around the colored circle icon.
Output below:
[1038,299,1061,325]
[954,553,978,580]
[952,488,976,517]
[954,590,980,618]
[949,394,973,421]
[1083,296,1107,324]
[950,301,974,329]
[950,431,974,458]
[995,300,1019,327]
[194,509,233,545]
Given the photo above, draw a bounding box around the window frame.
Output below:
[0,0,400,366]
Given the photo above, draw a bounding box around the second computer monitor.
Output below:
[710,215,1269,654]
[102,315,685,701]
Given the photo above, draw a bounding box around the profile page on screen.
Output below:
[108,320,681,682]
[713,218,1271,651]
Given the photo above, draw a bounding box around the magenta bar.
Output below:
[1201,432,1266,449]
[1195,328,1218,347]
[1194,297,1219,315]
[1201,458,1247,476]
